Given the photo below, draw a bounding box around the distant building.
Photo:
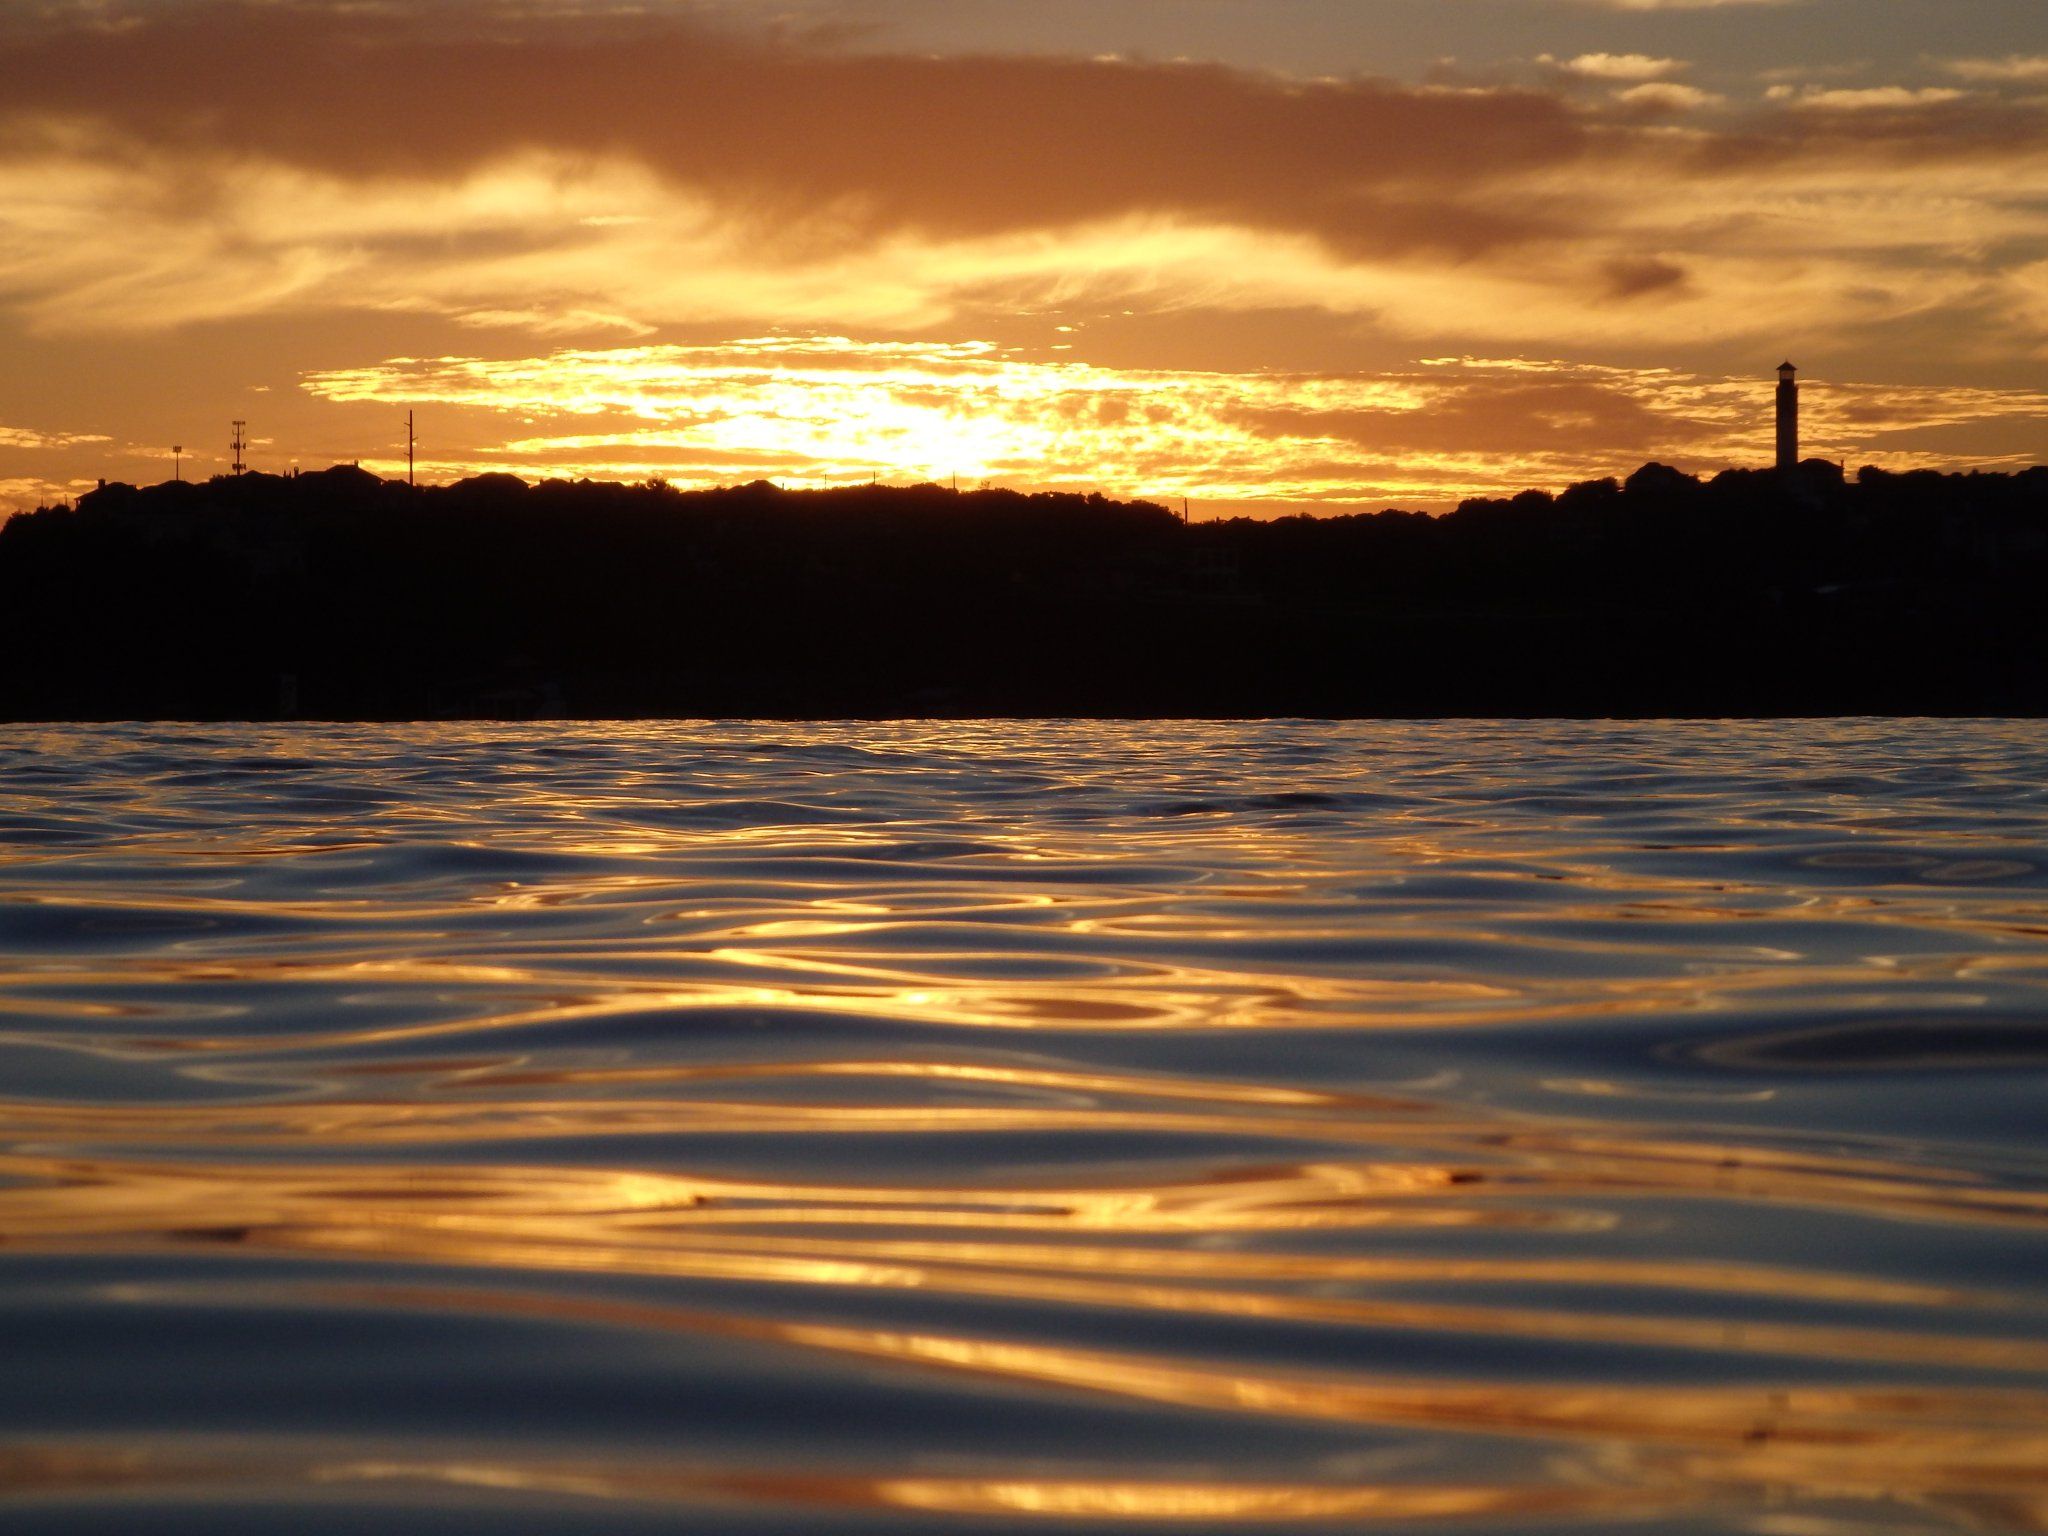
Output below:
[1776,361,1799,471]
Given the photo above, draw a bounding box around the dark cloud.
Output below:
[1602,257,1689,300]
[1685,95,2048,174]
[0,1,1588,259]
[4,2,2042,372]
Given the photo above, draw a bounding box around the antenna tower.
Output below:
[172,445,183,483]
[406,409,417,488]
[230,420,247,477]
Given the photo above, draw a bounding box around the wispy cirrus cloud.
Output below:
[1766,84,1970,111]
[297,340,2048,510]
[1545,53,1689,82]
[1613,82,1724,112]
[0,1,2042,512]
[3,5,2040,271]
[0,424,117,513]
[0,426,109,450]
[0,4,2041,362]
[8,131,2035,374]
[1938,54,2048,84]
[0,4,1587,263]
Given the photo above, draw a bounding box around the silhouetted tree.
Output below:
[1,462,2042,718]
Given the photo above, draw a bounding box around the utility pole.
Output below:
[172,445,182,483]
[406,409,416,488]
[230,420,247,477]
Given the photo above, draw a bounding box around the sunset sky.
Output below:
[2,0,2044,515]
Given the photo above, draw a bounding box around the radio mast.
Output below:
[230,420,247,477]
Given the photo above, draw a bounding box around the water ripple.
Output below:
[3,720,2048,1534]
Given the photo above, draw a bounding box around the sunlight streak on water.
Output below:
[2,720,2047,1534]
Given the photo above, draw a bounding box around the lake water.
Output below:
[3,720,2048,1535]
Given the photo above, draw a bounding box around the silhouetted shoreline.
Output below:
[4,460,2044,719]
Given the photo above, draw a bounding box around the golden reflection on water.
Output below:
[0,1441,1671,1524]
[7,722,2048,1529]
[12,932,2048,1069]
[6,1075,2044,1231]
[62,1276,2040,1526]
[5,1119,2048,1373]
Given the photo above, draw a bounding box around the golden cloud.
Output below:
[0,3,1587,262]
[0,426,109,450]
[1,2,2043,510]
[0,3,2038,371]
[1940,55,2048,85]
[297,342,2048,510]
[1553,54,1689,82]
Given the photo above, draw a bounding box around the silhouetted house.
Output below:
[294,462,386,514]
[1784,456,1844,511]
[75,479,205,550]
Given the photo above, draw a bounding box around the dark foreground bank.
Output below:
[3,461,2044,717]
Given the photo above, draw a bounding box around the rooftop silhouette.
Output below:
[2,460,2044,718]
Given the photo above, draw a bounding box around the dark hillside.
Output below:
[3,461,2044,717]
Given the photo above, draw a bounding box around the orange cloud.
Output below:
[1,3,2042,511]
[295,342,2048,511]
[1767,85,1970,111]
[1551,53,1689,82]
[0,426,108,450]
[0,3,2039,367]
[0,3,1586,263]
[1938,55,2048,85]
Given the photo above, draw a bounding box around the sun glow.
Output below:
[300,341,2048,510]
[3,4,2047,511]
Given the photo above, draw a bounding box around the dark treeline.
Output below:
[2,458,2044,718]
